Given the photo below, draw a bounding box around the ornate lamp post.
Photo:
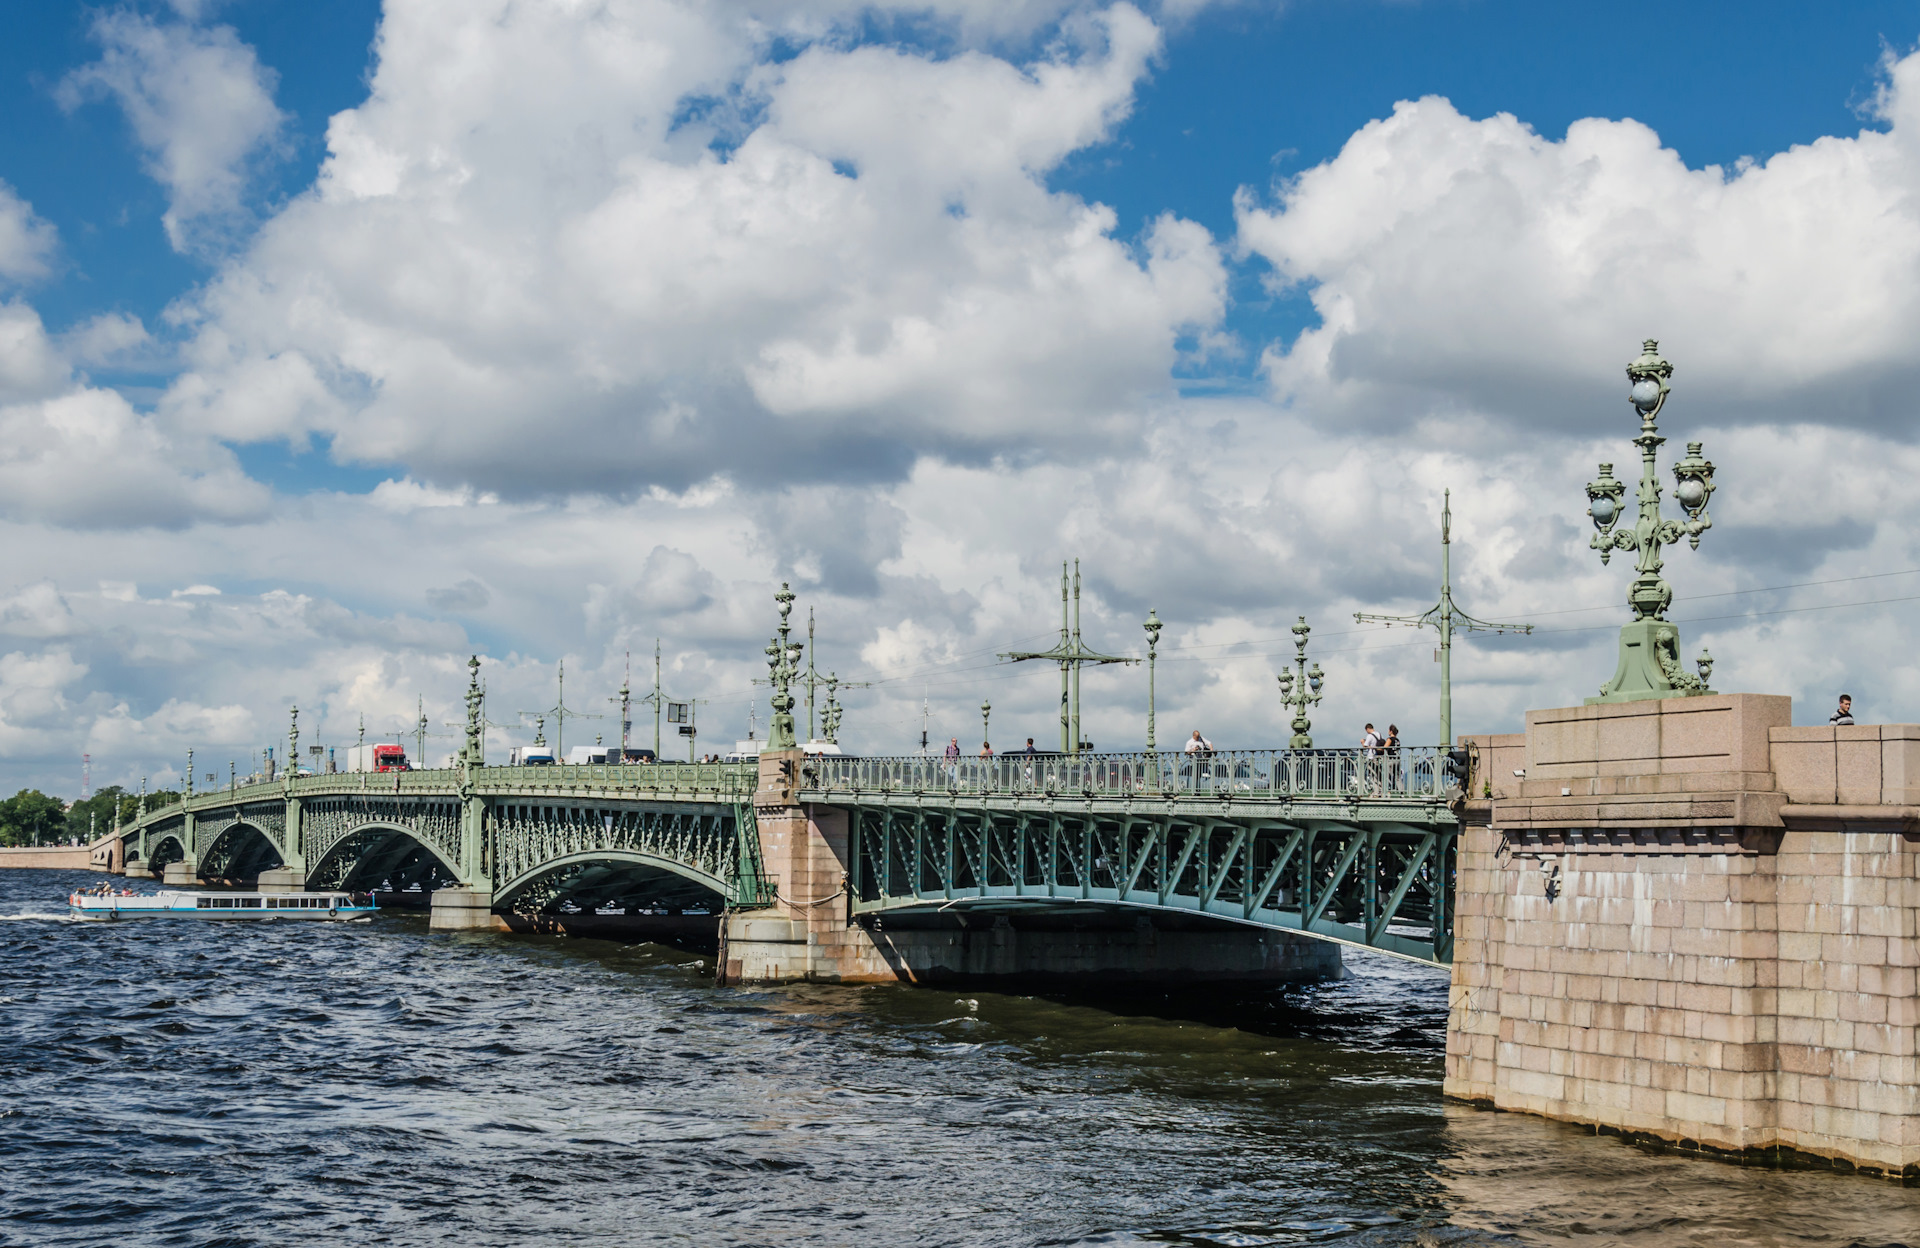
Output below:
[461,654,483,768]
[1142,609,1162,752]
[980,698,991,748]
[1585,340,1719,703]
[765,583,805,750]
[185,748,194,799]
[1275,616,1324,748]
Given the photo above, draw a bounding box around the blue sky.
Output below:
[4,0,1920,796]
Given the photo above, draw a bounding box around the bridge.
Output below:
[805,748,1457,965]
[109,739,1460,965]
[92,657,1920,1179]
[79,334,1920,1176]
[119,760,766,920]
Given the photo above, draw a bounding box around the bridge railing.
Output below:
[123,762,760,835]
[800,747,1444,801]
[471,761,755,795]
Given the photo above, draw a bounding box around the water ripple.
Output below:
[3,867,1916,1246]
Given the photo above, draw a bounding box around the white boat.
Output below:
[67,888,377,921]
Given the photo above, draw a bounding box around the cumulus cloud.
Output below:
[425,579,491,613]
[57,9,286,253]
[1234,75,1920,439]
[60,312,155,371]
[0,183,57,284]
[14,1,1920,799]
[0,383,270,529]
[161,0,1224,496]
[0,299,269,529]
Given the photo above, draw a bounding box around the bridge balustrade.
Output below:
[800,747,1443,801]
[135,761,758,824]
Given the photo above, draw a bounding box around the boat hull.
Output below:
[67,889,376,921]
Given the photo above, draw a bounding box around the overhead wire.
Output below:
[664,565,1920,735]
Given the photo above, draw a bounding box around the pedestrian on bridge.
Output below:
[1831,694,1854,725]
[979,741,993,759]
[1383,724,1401,792]
[1362,723,1382,795]
[1184,730,1213,792]
[946,737,961,784]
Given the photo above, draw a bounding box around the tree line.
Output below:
[0,785,181,847]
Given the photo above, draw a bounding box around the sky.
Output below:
[3,0,1920,798]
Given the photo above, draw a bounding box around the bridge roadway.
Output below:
[108,746,1462,968]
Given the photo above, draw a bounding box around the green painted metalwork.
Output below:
[1142,609,1162,752]
[1585,340,1720,704]
[1001,560,1136,755]
[1275,617,1324,749]
[116,760,764,912]
[765,584,804,750]
[801,748,1447,802]
[1355,490,1533,749]
[809,745,1458,963]
[841,796,1455,965]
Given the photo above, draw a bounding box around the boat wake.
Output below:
[0,912,81,922]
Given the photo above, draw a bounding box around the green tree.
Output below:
[65,785,125,842]
[0,789,70,846]
[113,789,179,828]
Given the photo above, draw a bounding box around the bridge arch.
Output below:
[307,821,463,895]
[197,820,284,881]
[494,848,732,916]
[145,832,186,873]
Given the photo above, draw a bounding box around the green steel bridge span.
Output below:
[110,747,1461,966]
[802,748,1458,965]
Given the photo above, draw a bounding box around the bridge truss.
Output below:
[805,749,1459,965]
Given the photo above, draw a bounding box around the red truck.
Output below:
[346,743,411,772]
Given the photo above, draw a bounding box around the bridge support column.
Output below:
[723,749,881,983]
[1448,694,1919,1179]
[162,860,200,886]
[431,781,500,930]
[430,888,500,930]
[259,794,306,891]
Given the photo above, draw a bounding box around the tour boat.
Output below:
[67,888,377,921]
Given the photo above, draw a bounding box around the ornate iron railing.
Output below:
[802,747,1443,801]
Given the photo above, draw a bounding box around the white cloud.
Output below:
[12,1,1920,802]
[0,298,268,530]
[0,385,270,529]
[60,312,155,371]
[1234,79,1920,438]
[57,10,286,253]
[161,0,1224,495]
[0,183,57,284]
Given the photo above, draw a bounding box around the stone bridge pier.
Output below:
[1451,693,1918,1180]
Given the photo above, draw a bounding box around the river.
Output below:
[2,867,1914,1246]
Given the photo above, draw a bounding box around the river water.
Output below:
[2,868,1914,1247]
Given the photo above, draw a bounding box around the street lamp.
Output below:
[980,698,991,749]
[1142,609,1162,752]
[1275,616,1324,748]
[1584,340,1719,703]
[764,584,805,750]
